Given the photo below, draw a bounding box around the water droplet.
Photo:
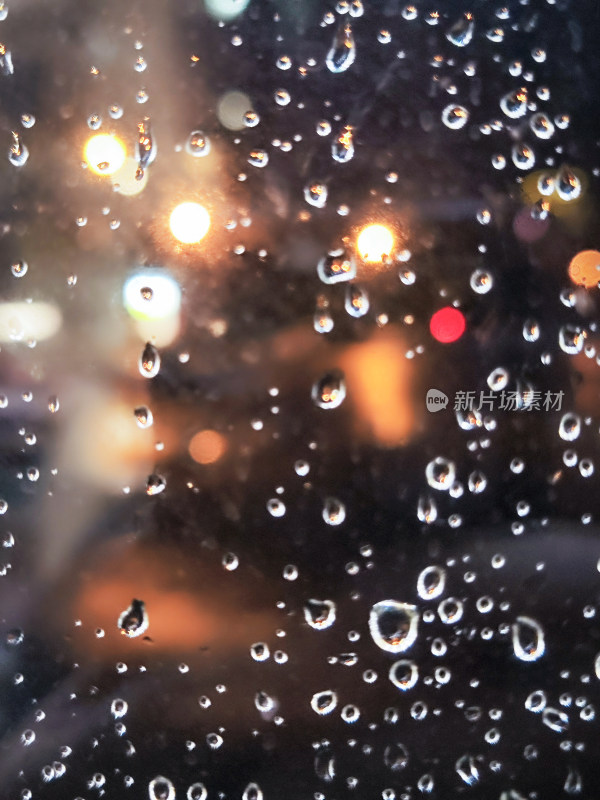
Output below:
[304,181,328,208]
[487,367,509,391]
[468,470,487,493]
[187,783,207,800]
[326,22,356,74]
[341,704,360,722]
[349,0,363,17]
[317,248,356,284]
[559,413,581,442]
[555,165,581,201]
[425,457,456,491]
[111,698,128,718]
[248,149,269,168]
[250,642,270,662]
[118,599,148,637]
[314,748,336,782]
[559,324,585,354]
[332,125,354,163]
[267,498,286,517]
[186,130,210,157]
[8,131,28,167]
[530,112,554,139]
[438,597,464,624]
[304,599,336,630]
[21,729,35,746]
[417,494,438,523]
[383,742,409,771]
[500,88,528,119]
[470,269,493,294]
[369,600,419,653]
[441,104,469,130]
[134,406,153,429]
[149,777,175,800]
[222,552,239,571]
[389,660,418,691]
[525,689,547,713]
[311,690,338,715]
[455,754,480,786]
[254,691,275,712]
[512,143,535,170]
[446,13,474,46]
[274,88,290,107]
[243,111,260,128]
[136,117,155,180]
[139,342,160,378]
[523,319,540,342]
[11,260,28,278]
[312,370,347,410]
[512,616,545,662]
[542,706,569,733]
[343,284,369,318]
[322,497,346,525]
[417,566,446,599]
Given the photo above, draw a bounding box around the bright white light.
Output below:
[0,302,62,342]
[84,134,126,176]
[217,90,253,131]
[169,202,211,244]
[111,157,149,195]
[123,271,181,321]
[204,0,251,22]
[357,224,394,262]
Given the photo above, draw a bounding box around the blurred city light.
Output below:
[430,307,466,343]
[84,133,126,175]
[0,302,62,342]
[568,250,600,289]
[111,157,149,195]
[357,224,394,262]
[170,202,211,244]
[204,0,251,21]
[217,90,253,131]
[189,429,228,464]
[123,271,182,321]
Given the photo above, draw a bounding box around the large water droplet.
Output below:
[425,457,456,491]
[136,117,156,180]
[417,566,446,599]
[558,413,581,442]
[254,691,275,712]
[441,104,469,130]
[146,474,166,495]
[134,406,153,429]
[148,776,175,800]
[118,599,148,638]
[332,125,354,163]
[438,597,464,624]
[455,755,480,786]
[542,706,569,733]
[384,742,409,771]
[389,659,418,691]
[345,284,369,317]
[525,689,547,713]
[139,342,160,378]
[512,616,545,662]
[242,784,263,800]
[248,149,269,168]
[304,181,328,208]
[312,370,347,410]
[500,88,528,119]
[322,497,346,525]
[529,112,555,139]
[326,22,356,73]
[555,165,581,201]
[8,131,28,167]
[512,143,535,170]
[186,130,210,157]
[417,494,438,523]
[559,324,585,354]
[317,248,356,284]
[303,599,336,630]
[369,600,419,653]
[446,13,474,46]
[187,783,207,800]
[311,690,338,715]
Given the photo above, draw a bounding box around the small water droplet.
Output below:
[149,776,175,800]
[559,413,581,442]
[317,248,356,284]
[389,660,418,691]
[417,566,446,599]
[186,130,210,157]
[326,22,356,74]
[555,165,581,201]
[312,370,347,410]
[248,149,269,168]
[446,13,474,47]
[345,284,369,317]
[146,474,166,496]
[304,181,328,208]
[322,497,346,525]
[512,616,545,662]
[304,599,337,630]
[8,131,28,167]
[332,125,354,163]
[425,457,456,491]
[500,88,528,119]
[311,690,338,715]
[441,104,469,130]
[139,342,160,378]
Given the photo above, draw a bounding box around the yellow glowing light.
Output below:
[111,157,148,195]
[568,250,600,289]
[357,224,394,263]
[169,202,211,244]
[84,134,126,176]
[189,429,227,465]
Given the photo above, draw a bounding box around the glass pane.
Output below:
[1,1,599,797]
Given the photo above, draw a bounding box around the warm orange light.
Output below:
[568,250,600,289]
[189,429,227,464]
[170,202,210,244]
[84,134,126,175]
[357,224,394,262]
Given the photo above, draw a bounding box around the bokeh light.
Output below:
[204,0,251,21]
[189,429,228,464]
[217,90,254,131]
[84,134,126,176]
[568,250,600,289]
[111,157,149,195]
[357,224,394,262]
[123,271,182,321]
[170,202,211,244]
[430,307,466,343]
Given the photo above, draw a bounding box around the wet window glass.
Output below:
[1,0,600,798]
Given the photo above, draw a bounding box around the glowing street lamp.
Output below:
[169,202,211,244]
[357,224,394,262]
[84,134,126,175]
